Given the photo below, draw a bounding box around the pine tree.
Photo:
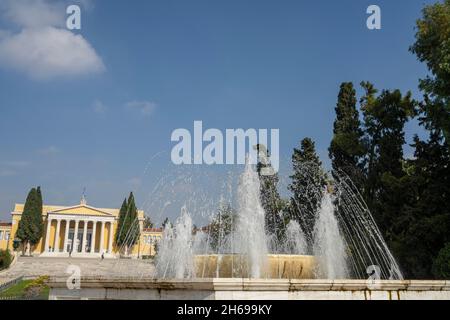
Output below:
[329,82,365,187]
[392,97,450,278]
[360,82,416,241]
[288,138,326,244]
[16,187,44,255]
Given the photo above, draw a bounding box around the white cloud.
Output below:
[127,177,142,190]
[0,161,31,167]
[0,169,16,177]
[92,99,108,114]
[38,146,60,155]
[0,160,31,177]
[0,0,105,80]
[0,27,104,80]
[1,0,65,28]
[125,100,157,116]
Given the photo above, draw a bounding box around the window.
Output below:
[0,231,3,240]
[5,232,10,240]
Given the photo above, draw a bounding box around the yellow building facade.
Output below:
[0,222,11,251]
[2,198,162,258]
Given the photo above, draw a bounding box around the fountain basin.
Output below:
[194,254,316,279]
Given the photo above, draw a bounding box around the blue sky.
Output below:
[0,0,436,223]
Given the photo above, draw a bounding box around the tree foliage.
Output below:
[143,215,154,229]
[256,144,285,242]
[288,138,327,243]
[410,0,450,145]
[360,83,416,238]
[16,187,44,253]
[115,192,141,251]
[329,82,365,186]
[432,243,450,279]
[207,204,236,252]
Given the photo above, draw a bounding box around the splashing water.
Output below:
[155,207,195,278]
[284,220,307,255]
[313,191,348,279]
[234,161,268,278]
[151,157,403,280]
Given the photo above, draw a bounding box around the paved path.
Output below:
[0,277,12,286]
[0,257,156,279]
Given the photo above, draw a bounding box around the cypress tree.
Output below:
[115,198,128,246]
[16,187,44,255]
[288,138,327,244]
[256,144,285,244]
[115,193,140,255]
[126,192,140,248]
[329,82,365,187]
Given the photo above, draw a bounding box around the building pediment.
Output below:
[49,204,113,217]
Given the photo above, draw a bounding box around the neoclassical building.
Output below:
[1,198,162,258]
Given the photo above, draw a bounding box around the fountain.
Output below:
[47,159,450,300]
[154,159,402,281]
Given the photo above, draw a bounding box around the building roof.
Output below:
[12,202,145,219]
[143,227,163,233]
[0,222,12,228]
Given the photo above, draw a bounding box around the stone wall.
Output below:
[47,277,450,300]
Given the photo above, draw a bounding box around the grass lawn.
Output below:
[0,279,49,300]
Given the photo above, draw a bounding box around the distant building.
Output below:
[1,198,162,258]
[0,222,12,251]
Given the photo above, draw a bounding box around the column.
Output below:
[108,222,114,254]
[63,220,70,253]
[90,221,97,253]
[81,220,88,253]
[99,221,105,253]
[44,218,52,252]
[73,220,79,252]
[54,219,61,252]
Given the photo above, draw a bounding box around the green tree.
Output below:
[329,82,365,187]
[115,193,141,255]
[256,144,285,243]
[393,100,450,278]
[288,138,327,243]
[433,243,450,279]
[207,204,236,252]
[410,0,450,145]
[115,198,128,245]
[0,249,12,271]
[162,217,171,229]
[360,82,416,238]
[143,215,154,229]
[16,187,44,255]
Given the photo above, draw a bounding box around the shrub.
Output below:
[432,243,450,279]
[0,249,12,271]
[23,276,49,298]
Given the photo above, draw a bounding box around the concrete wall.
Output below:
[47,278,450,300]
